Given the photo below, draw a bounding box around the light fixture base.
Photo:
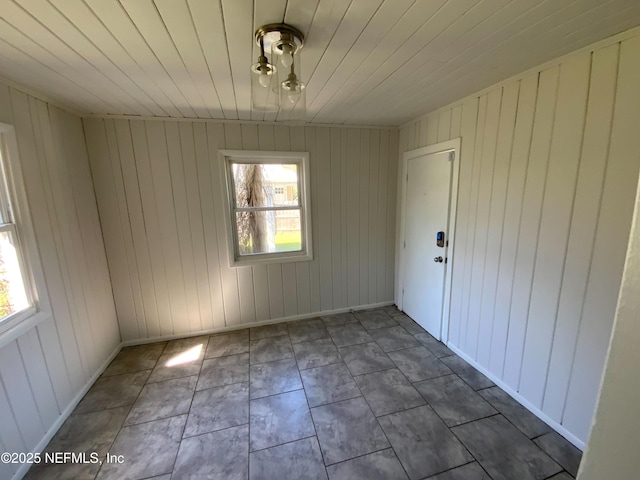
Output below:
[255,23,304,51]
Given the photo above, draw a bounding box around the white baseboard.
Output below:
[446,343,585,450]
[121,301,395,347]
[13,343,123,480]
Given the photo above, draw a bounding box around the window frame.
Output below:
[219,149,313,267]
[0,123,50,348]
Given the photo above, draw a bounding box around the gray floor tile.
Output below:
[293,338,342,370]
[534,432,582,477]
[547,473,575,480]
[172,425,248,480]
[370,326,421,352]
[440,355,494,390]
[250,390,315,451]
[300,363,361,407]
[355,368,425,416]
[311,397,389,465]
[339,342,395,376]
[26,407,129,480]
[125,375,196,425]
[326,448,409,480]
[197,353,249,391]
[387,346,452,382]
[96,414,186,480]
[250,358,302,399]
[355,309,398,330]
[250,323,289,340]
[327,323,374,347]
[424,462,491,479]
[414,332,454,358]
[452,415,562,480]
[163,335,209,355]
[102,343,166,376]
[478,386,551,438]
[393,314,426,335]
[147,347,204,384]
[321,312,358,327]
[379,405,473,480]
[381,305,404,317]
[75,370,150,414]
[414,374,497,426]
[250,437,327,480]
[288,318,330,343]
[250,336,294,364]
[205,330,249,358]
[184,382,249,437]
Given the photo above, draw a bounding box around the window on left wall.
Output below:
[0,124,38,340]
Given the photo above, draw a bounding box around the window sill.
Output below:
[0,310,51,349]
[230,251,313,267]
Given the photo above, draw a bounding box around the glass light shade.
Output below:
[272,38,296,68]
[250,58,278,111]
[279,74,306,123]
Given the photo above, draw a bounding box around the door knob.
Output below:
[434,256,443,263]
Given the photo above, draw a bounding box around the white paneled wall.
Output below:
[0,83,119,480]
[399,33,640,446]
[84,119,398,342]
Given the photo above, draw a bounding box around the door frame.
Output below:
[396,138,461,343]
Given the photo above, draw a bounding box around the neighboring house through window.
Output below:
[219,150,312,266]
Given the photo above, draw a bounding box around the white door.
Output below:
[402,150,453,340]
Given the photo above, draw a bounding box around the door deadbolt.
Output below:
[434,256,444,263]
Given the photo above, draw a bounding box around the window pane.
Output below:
[236,209,302,255]
[0,229,29,319]
[232,163,299,208]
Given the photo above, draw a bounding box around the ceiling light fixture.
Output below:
[251,23,305,122]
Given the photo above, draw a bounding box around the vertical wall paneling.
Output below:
[359,129,370,305]
[502,66,560,388]
[519,54,591,405]
[386,130,399,300]
[543,44,619,422]
[376,129,389,302]
[207,122,241,325]
[448,97,479,346]
[489,73,538,376]
[129,120,174,335]
[295,126,313,315]
[398,33,640,447]
[317,127,334,311]
[330,127,344,308]
[562,35,640,441]
[89,119,398,340]
[459,94,487,351]
[0,81,119,480]
[476,81,519,369]
[464,88,501,358]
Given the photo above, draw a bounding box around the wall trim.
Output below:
[80,113,397,130]
[121,301,394,347]
[400,25,640,130]
[13,343,123,480]
[447,343,586,451]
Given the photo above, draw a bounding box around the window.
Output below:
[219,150,312,266]
[0,124,40,343]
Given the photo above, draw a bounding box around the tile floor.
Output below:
[24,306,582,480]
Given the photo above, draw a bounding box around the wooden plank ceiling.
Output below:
[0,0,639,126]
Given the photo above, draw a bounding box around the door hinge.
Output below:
[406,172,409,183]
[449,151,455,161]
[403,241,406,249]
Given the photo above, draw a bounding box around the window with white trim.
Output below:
[220,150,312,266]
[0,125,36,334]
